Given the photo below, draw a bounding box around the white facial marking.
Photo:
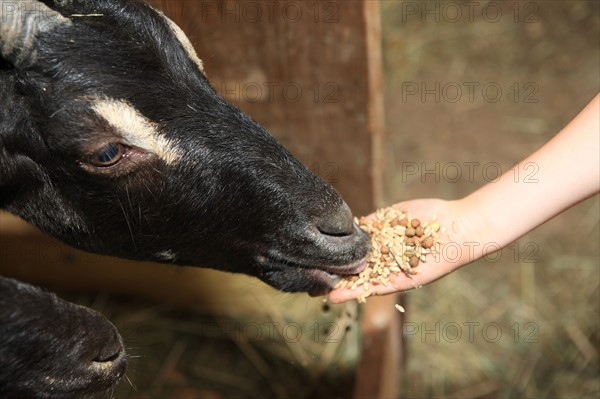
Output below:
[155,250,177,261]
[91,99,180,164]
[160,13,205,73]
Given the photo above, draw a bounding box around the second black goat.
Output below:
[0,276,127,399]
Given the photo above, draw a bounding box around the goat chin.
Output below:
[0,276,127,399]
[259,257,369,296]
[0,0,371,294]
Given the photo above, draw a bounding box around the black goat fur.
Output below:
[0,276,127,398]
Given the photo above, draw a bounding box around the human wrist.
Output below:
[447,196,498,265]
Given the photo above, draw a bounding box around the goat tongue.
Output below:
[317,259,367,276]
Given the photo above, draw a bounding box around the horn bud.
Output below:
[0,0,71,67]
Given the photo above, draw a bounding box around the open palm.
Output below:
[329,198,483,303]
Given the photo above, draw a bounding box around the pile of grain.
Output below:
[336,206,444,303]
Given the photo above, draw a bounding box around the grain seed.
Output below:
[336,206,445,302]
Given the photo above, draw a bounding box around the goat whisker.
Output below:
[124,374,137,391]
[116,195,137,250]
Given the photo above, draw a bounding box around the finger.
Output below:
[328,275,411,303]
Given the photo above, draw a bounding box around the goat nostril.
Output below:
[317,225,353,237]
[93,347,122,363]
[315,202,355,237]
[92,333,124,363]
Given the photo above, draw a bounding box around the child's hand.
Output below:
[330,94,599,304]
[329,198,483,303]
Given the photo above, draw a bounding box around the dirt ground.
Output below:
[20,1,598,399]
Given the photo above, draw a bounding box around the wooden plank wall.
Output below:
[148,2,397,397]
[150,0,384,215]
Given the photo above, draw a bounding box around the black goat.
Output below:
[0,276,127,398]
[0,0,370,295]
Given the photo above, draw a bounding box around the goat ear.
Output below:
[0,76,40,191]
[0,142,48,208]
[0,0,71,67]
[0,152,33,187]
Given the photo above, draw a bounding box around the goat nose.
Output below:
[92,331,123,364]
[315,201,355,237]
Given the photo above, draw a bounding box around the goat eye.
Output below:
[90,143,125,167]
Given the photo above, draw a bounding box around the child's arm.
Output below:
[329,94,599,303]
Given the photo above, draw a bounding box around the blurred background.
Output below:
[1,1,598,398]
[380,1,599,398]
